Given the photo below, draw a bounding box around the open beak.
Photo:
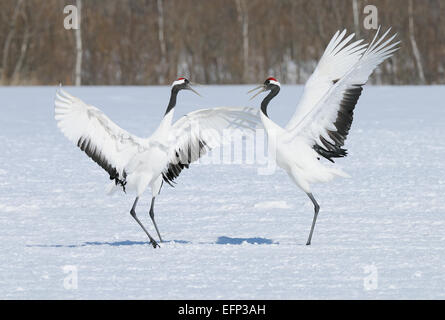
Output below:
[248,84,266,100]
[186,82,202,97]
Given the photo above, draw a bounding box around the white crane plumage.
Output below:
[54,78,260,248]
[249,28,399,245]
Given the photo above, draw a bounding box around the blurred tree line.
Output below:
[0,0,443,86]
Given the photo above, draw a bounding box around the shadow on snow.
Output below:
[216,236,275,245]
[26,239,190,248]
[27,236,276,248]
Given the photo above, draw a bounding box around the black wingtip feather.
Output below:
[313,84,363,161]
[77,136,127,192]
[162,139,208,185]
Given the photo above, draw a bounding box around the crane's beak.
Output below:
[248,84,266,100]
[186,83,202,97]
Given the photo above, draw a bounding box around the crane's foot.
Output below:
[149,239,160,248]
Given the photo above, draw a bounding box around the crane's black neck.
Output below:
[260,86,280,118]
[164,87,180,116]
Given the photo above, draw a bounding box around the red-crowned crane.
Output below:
[249,28,399,245]
[55,78,260,248]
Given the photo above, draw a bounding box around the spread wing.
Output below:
[284,28,399,162]
[162,107,261,185]
[285,29,368,131]
[54,88,148,189]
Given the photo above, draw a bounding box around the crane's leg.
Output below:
[130,197,159,248]
[149,196,163,242]
[148,177,163,242]
[306,193,320,246]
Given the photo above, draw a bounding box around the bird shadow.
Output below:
[215,236,276,245]
[27,237,276,248]
[26,239,190,248]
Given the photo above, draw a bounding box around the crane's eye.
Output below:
[265,80,270,85]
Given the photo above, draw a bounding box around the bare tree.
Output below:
[1,0,24,84]
[75,0,83,86]
[0,0,443,86]
[11,9,30,85]
[408,0,425,84]
[235,0,249,83]
[157,0,168,84]
[352,0,360,37]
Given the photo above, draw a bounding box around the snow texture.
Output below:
[0,85,444,299]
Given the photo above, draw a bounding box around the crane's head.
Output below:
[248,77,281,100]
[171,77,201,96]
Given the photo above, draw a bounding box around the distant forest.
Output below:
[0,0,443,85]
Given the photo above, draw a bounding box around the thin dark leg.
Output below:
[149,197,163,242]
[130,197,159,248]
[306,193,320,246]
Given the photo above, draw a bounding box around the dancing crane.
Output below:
[55,78,260,248]
[249,28,399,245]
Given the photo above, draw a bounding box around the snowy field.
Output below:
[0,85,444,299]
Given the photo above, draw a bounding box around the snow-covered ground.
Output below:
[0,85,444,299]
